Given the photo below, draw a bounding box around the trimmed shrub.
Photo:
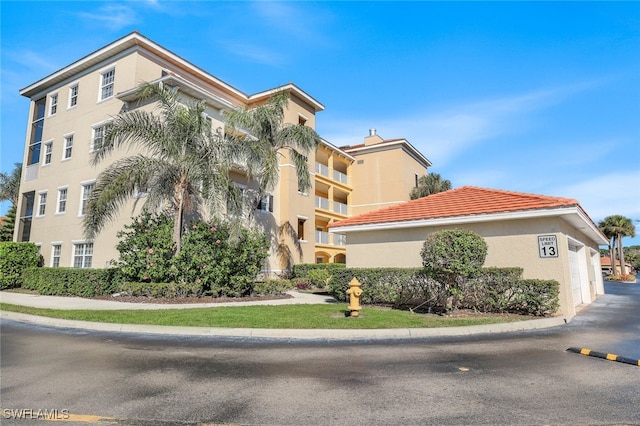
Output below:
[421,229,488,311]
[253,279,295,295]
[113,212,176,283]
[21,267,122,297]
[119,281,202,298]
[306,268,332,288]
[461,267,524,312]
[293,263,346,278]
[327,266,559,316]
[508,279,559,316]
[0,242,42,289]
[174,220,269,297]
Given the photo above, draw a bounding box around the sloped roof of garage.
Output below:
[329,186,608,244]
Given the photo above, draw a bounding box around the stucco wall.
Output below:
[341,216,603,318]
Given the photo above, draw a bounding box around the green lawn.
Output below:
[0,302,531,329]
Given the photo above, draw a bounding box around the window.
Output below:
[297,218,306,241]
[73,242,93,268]
[63,135,73,159]
[257,194,274,213]
[27,98,46,165]
[69,84,78,107]
[37,192,47,216]
[18,191,35,242]
[43,141,53,165]
[92,123,110,151]
[57,188,67,214]
[79,183,94,216]
[49,93,58,115]
[100,68,115,100]
[51,244,61,267]
[298,115,307,126]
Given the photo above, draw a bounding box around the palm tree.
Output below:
[599,215,636,275]
[410,173,452,200]
[83,82,234,254]
[224,91,321,268]
[0,163,22,242]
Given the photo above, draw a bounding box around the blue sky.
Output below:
[1,1,639,246]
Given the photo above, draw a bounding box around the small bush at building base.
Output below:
[0,242,42,289]
[253,279,295,295]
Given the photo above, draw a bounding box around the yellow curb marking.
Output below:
[580,348,591,355]
[606,353,618,361]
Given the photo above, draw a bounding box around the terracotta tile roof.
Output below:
[600,257,629,266]
[329,186,580,228]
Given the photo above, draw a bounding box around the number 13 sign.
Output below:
[538,235,559,258]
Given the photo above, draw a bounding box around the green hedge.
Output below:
[328,267,560,316]
[292,263,346,278]
[0,242,42,289]
[253,279,295,295]
[22,267,122,297]
[118,281,202,298]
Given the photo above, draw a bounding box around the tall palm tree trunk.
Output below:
[617,233,627,275]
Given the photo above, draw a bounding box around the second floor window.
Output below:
[63,135,73,159]
[80,183,94,216]
[49,94,58,115]
[100,69,115,100]
[37,192,47,216]
[43,142,53,165]
[92,123,110,151]
[57,188,67,214]
[69,84,79,107]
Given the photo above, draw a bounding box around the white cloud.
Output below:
[219,41,284,66]
[78,4,138,30]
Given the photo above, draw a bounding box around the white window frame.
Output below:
[36,191,47,217]
[78,181,95,216]
[68,83,79,108]
[99,67,115,101]
[257,194,274,213]
[49,93,58,116]
[51,242,62,267]
[42,140,53,166]
[56,186,68,214]
[91,121,111,152]
[72,240,93,269]
[62,133,73,160]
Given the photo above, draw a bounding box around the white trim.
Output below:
[98,66,116,102]
[48,92,59,116]
[78,181,95,217]
[41,139,54,166]
[50,242,62,267]
[35,190,48,217]
[68,82,79,109]
[345,139,432,168]
[62,132,74,160]
[55,186,69,215]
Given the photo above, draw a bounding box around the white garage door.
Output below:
[568,245,582,307]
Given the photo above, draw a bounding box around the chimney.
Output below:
[369,128,376,137]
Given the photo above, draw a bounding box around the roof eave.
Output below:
[330,205,609,245]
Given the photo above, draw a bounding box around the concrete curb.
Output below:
[566,347,640,366]
[0,310,568,341]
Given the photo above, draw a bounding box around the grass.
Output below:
[0,302,531,329]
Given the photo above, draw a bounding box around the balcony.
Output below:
[315,162,330,178]
[333,201,348,215]
[315,162,349,186]
[315,230,330,244]
[315,196,329,210]
[334,233,346,246]
[333,169,348,185]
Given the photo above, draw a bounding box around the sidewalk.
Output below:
[0,290,567,341]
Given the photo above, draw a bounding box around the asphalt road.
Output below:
[1,282,639,425]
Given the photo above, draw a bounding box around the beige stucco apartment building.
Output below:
[14,32,430,274]
[330,186,608,318]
